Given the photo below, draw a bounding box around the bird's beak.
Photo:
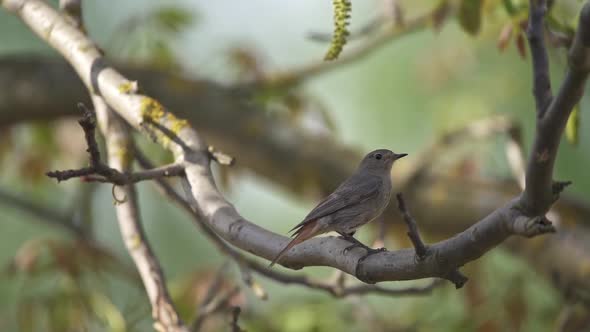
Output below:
[394,153,408,160]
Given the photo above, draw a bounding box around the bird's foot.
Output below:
[340,235,387,255]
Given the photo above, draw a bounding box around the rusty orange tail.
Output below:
[269,220,320,267]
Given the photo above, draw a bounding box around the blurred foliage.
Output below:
[458,0,484,35]
[108,5,197,69]
[0,0,589,331]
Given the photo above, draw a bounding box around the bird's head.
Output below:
[358,149,407,173]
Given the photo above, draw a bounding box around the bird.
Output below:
[269,149,407,267]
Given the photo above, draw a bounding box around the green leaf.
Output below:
[566,104,580,146]
[458,0,483,35]
[502,0,517,16]
[154,7,195,33]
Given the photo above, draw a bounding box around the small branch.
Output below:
[239,255,444,297]
[93,99,189,332]
[0,187,84,237]
[396,193,467,288]
[46,104,184,185]
[59,0,83,30]
[78,164,185,184]
[191,263,238,331]
[258,10,435,89]
[308,16,383,43]
[236,263,268,300]
[395,193,427,259]
[526,0,553,115]
[230,307,243,332]
[398,115,516,188]
[0,188,140,284]
[208,146,235,166]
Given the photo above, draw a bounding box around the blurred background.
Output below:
[1,0,590,331]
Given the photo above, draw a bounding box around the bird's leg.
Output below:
[338,232,386,255]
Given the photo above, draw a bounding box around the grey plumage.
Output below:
[269,149,406,267]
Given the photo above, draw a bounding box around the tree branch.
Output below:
[3,0,589,291]
[92,99,189,332]
[136,149,442,298]
[46,105,184,185]
[521,0,590,214]
[257,9,435,89]
[526,0,553,116]
[0,187,84,236]
[395,193,428,259]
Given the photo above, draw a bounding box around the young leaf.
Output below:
[458,0,483,35]
[497,22,514,51]
[566,104,580,146]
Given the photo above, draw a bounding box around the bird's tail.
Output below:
[269,220,320,267]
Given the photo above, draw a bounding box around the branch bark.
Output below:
[93,100,189,332]
[2,0,590,289]
[521,0,590,214]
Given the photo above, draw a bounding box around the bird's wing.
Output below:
[289,174,382,234]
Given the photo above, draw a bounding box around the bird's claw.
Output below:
[343,243,387,255]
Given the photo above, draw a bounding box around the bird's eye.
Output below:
[375,153,382,160]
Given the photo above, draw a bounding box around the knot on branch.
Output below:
[208,146,235,166]
[446,269,468,289]
[513,215,556,238]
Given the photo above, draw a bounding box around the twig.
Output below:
[230,307,243,332]
[0,187,84,236]
[395,193,427,259]
[258,10,435,89]
[396,193,467,288]
[46,104,184,185]
[236,263,268,300]
[526,0,553,116]
[0,187,140,283]
[59,0,83,30]
[191,263,236,331]
[208,146,235,166]
[398,115,516,188]
[308,16,383,43]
